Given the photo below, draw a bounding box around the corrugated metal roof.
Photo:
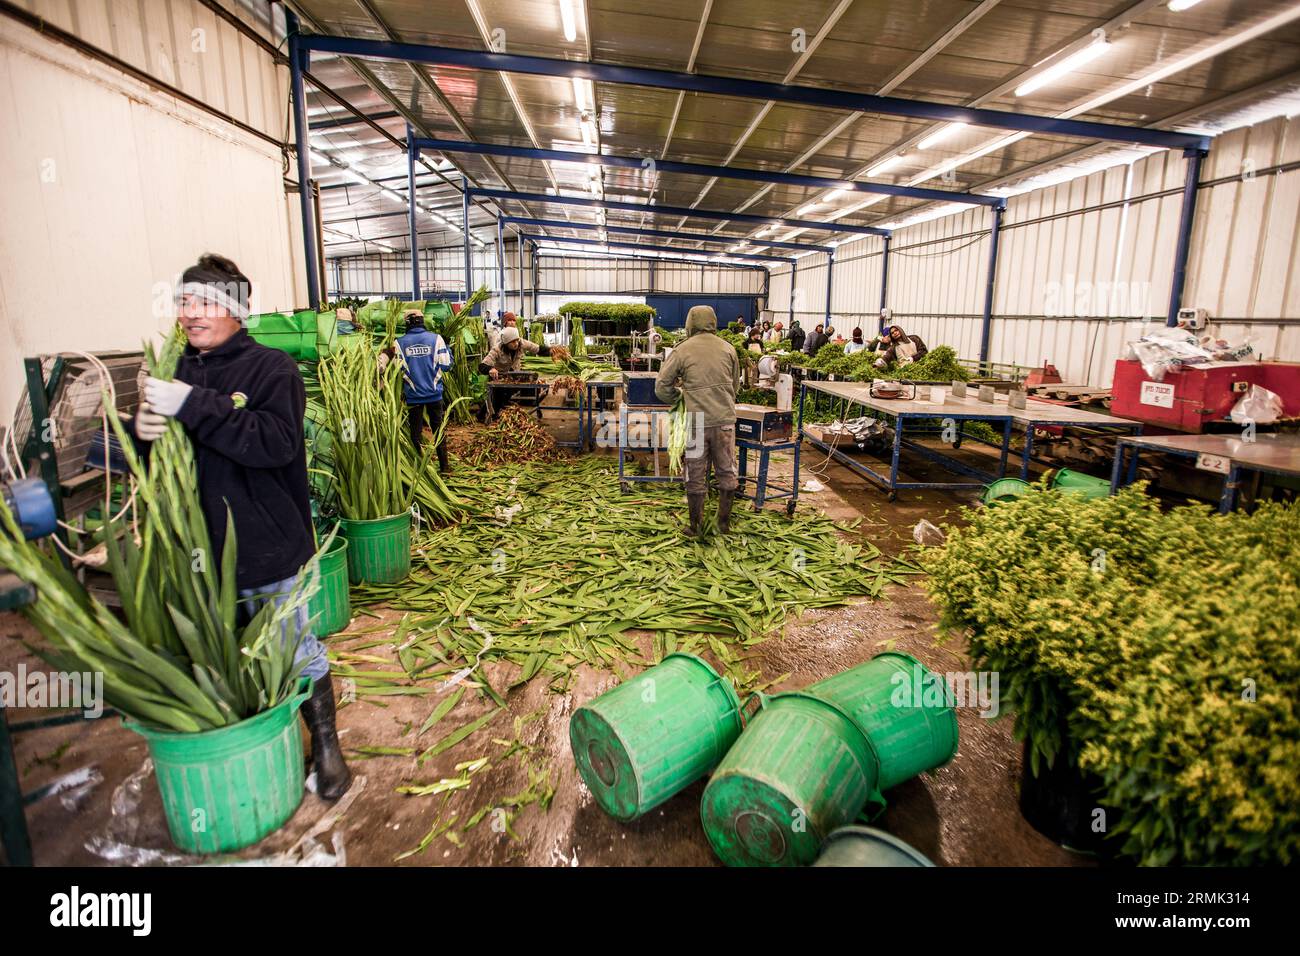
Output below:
[285,0,1300,259]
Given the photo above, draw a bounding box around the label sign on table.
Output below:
[1140,382,1175,408]
[1196,453,1231,475]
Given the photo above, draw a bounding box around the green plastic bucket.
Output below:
[307,535,350,636]
[126,678,312,854]
[981,477,1031,506]
[570,653,743,821]
[813,825,935,867]
[700,692,882,867]
[1051,468,1111,499]
[808,652,958,792]
[339,512,411,584]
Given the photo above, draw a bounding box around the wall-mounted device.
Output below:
[1177,306,1209,330]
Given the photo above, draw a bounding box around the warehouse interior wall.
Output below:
[0,2,299,422]
[772,114,1300,386]
[330,245,765,320]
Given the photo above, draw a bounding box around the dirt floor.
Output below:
[2,401,1090,867]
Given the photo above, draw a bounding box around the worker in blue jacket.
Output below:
[395,311,454,471]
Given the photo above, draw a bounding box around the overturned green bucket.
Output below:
[1051,468,1111,499]
[700,692,883,867]
[981,477,1031,506]
[126,678,313,854]
[814,825,935,867]
[307,535,350,636]
[570,653,744,821]
[808,652,958,792]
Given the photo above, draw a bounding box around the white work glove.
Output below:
[135,404,168,441]
[900,356,914,367]
[143,377,194,417]
[874,357,887,369]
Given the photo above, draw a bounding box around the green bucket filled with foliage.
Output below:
[127,677,313,854]
[0,323,326,853]
[307,534,350,635]
[571,653,744,821]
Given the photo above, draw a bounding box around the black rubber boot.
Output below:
[301,676,352,800]
[685,494,706,537]
[717,489,736,534]
[436,441,450,473]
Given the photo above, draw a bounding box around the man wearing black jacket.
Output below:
[134,253,351,799]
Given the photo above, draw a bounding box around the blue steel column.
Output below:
[789,260,797,326]
[824,251,834,328]
[1167,148,1207,327]
[516,231,525,317]
[979,204,1006,366]
[287,12,320,309]
[407,125,420,298]
[531,242,539,316]
[496,215,506,316]
[461,188,473,306]
[880,235,891,311]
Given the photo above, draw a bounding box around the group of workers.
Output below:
[126,256,929,801]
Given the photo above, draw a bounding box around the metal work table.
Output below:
[1110,432,1300,513]
[798,380,1013,499]
[980,391,1142,479]
[616,403,679,491]
[737,437,800,515]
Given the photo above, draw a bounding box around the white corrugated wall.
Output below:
[333,245,765,316]
[1,0,297,420]
[771,114,1300,386]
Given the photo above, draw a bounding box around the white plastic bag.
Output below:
[1230,384,1283,425]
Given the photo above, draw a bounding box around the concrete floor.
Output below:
[3,411,1087,867]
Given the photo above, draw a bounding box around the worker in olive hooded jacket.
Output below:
[654,305,741,536]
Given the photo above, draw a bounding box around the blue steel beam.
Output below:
[520,233,791,264]
[287,14,320,309]
[1167,150,1207,326]
[310,109,401,131]
[300,36,1210,152]
[414,137,1000,208]
[500,215,830,252]
[469,187,890,237]
[407,124,419,299]
[979,206,1005,364]
[533,248,766,273]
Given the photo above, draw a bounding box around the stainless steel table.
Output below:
[1111,432,1300,512]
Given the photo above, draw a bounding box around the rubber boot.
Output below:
[301,676,352,800]
[717,488,735,534]
[436,439,450,473]
[685,493,706,537]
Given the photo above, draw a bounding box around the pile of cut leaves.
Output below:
[451,405,569,469]
[352,456,920,699]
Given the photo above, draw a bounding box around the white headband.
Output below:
[175,281,251,322]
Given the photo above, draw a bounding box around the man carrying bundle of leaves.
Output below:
[133,253,351,800]
[655,305,741,536]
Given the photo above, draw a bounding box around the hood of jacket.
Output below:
[685,305,719,337]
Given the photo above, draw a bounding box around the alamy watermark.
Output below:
[1,664,103,718]
[890,660,1000,718]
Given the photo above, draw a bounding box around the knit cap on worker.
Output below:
[500,326,521,345]
[176,253,252,324]
[685,305,718,337]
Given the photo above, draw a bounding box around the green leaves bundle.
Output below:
[318,334,417,520]
[1,325,316,731]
